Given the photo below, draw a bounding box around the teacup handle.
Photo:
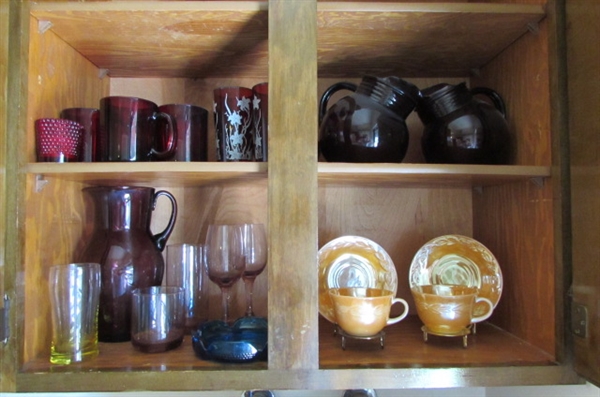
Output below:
[386,298,409,326]
[471,297,494,323]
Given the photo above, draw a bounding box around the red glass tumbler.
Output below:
[252,82,268,161]
[213,87,254,161]
[35,118,84,162]
[60,107,99,162]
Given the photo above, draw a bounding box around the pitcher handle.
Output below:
[151,190,178,251]
[151,112,178,160]
[470,87,507,118]
[319,82,358,124]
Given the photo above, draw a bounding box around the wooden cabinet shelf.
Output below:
[318,317,556,370]
[317,163,550,187]
[30,1,270,79]
[317,2,545,77]
[21,337,268,373]
[19,316,554,374]
[25,162,268,187]
[29,1,545,78]
[24,162,550,188]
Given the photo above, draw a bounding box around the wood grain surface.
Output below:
[267,0,319,370]
[5,0,576,391]
[568,0,600,386]
[29,2,544,78]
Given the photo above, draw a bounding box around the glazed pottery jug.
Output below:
[78,186,177,342]
[417,83,511,164]
[318,75,420,163]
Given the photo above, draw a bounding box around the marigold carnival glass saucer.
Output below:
[409,234,503,319]
[318,236,398,324]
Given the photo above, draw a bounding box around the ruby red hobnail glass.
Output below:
[35,118,84,162]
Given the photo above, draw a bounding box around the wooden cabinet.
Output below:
[568,0,600,387]
[1,0,596,392]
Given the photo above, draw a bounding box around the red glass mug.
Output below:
[98,96,177,162]
[158,104,208,161]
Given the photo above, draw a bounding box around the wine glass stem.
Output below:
[244,278,255,317]
[220,286,231,323]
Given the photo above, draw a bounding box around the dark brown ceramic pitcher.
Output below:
[318,75,420,163]
[78,186,177,342]
[417,83,511,165]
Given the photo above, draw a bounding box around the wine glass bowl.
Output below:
[205,224,246,323]
[242,223,268,317]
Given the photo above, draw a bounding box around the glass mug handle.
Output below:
[151,112,177,160]
[471,296,494,323]
[386,298,409,325]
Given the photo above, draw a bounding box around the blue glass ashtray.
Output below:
[192,316,268,363]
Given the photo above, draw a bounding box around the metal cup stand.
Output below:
[421,325,471,348]
[334,325,385,350]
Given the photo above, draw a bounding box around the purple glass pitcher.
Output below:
[78,186,177,342]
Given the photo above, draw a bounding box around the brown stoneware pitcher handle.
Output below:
[151,190,178,251]
[470,87,507,118]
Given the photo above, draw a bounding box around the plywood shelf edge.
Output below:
[318,163,551,187]
[24,162,268,187]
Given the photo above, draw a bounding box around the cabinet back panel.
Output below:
[27,16,109,163]
[318,185,473,309]
[152,183,269,320]
[109,77,187,108]
[473,180,556,356]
